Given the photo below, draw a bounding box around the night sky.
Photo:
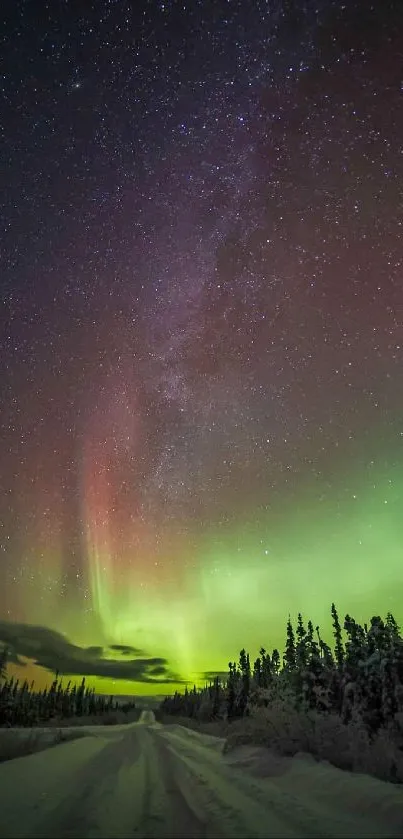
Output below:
[1,0,403,696]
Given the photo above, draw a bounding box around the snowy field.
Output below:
[0,710,402,838]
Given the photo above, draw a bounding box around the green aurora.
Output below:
[3,454,402,697]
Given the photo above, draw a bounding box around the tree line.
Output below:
[0,650,136,726]
[161,604,403,739]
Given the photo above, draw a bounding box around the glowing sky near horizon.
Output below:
[1,1,403,695]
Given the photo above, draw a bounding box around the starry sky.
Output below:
[1,0,403,696]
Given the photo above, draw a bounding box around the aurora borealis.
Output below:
[1,1,403,696]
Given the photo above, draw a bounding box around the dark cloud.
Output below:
[0,642,26,668]
[148,664,167,676]
[201,671,228,682]
[85,646,104,657]
[109,644,144,656]
[0,622,184,684]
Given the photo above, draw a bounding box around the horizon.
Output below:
[2,591,402,697]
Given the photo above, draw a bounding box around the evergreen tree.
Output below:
[0,646,8,682]
[331,603,344,669]
[253,655,262,685]
[212,677,220,718]
[227,662,237,720]
[284,617,296,670]
[386,611,400,640]
[295,613,307,667]
[316,625,334,668]
[344,614,366,673]
[367,616,387,657]
[238,649,251,716]
[271,648,280,676]
[257,647,272,688]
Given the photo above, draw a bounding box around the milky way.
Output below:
[1,1,403,694]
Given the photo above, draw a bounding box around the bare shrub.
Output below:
[224,701,403,783]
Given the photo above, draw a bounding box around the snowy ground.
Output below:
[0,710,402,838]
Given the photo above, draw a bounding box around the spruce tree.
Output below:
[296,613,307,667]
[284,616,296,670]
[212,677,220,718]
[0,646,8,682]
[227,662,237,720]
[253,655,262,686]
[263,651,272,688]
[271,648,280,675]
[367,616,387,657]
[316,628,334,668]
[386,612,400,640]
[344,614,365,672]
[238,649,251,716]
[331,602,344,669]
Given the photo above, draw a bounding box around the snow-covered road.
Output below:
[0,710,402,838]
